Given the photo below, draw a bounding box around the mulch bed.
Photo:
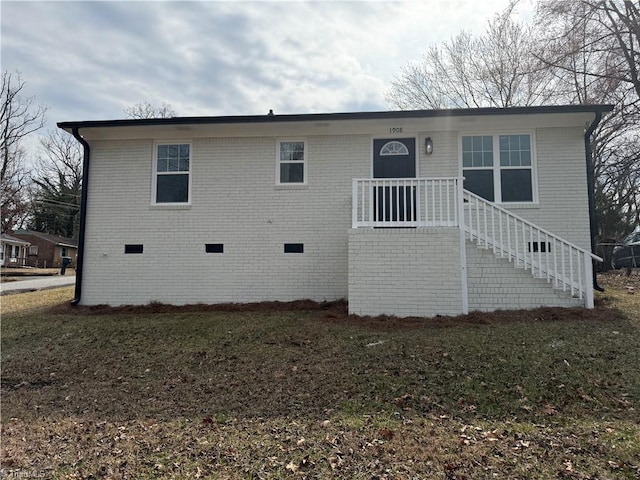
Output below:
[46,272,634,331]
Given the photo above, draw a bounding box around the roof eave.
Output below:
[57,104,616,132]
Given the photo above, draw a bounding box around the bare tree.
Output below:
[29,130,83,239]
[124,101,176,119]
[1,71,46,232]
[537,0,640,242]
[386,3,558,109]
[387,0,639,264]
[538,1,639,102]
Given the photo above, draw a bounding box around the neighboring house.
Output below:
[0,233,30,267]
[11,230,78,268]
[58,104,613,316]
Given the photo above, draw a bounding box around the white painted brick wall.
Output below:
[466,243,584,310]
[418,130,459,178]
[80,120,594,310]
[82,135,371,305]
[503,126,591,250]
[348,228,463,317]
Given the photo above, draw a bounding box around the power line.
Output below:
[32,199,80,208]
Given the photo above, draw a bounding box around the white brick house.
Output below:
[58,105,613,316]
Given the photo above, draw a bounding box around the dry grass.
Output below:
[1,274,639,479]
[1,267,74,277]
[598,269,640,322]
[0,286,75,315]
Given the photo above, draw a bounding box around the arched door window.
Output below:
[379,140,409,156]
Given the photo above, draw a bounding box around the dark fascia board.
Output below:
[58,104,615,130]
[0,234,30,245]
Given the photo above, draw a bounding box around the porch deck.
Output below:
[349,177,600,316]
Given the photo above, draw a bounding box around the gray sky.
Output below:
[2,0,534,131]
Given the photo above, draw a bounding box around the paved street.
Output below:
[0,275,76,295]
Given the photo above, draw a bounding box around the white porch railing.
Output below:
[351,177,601,307]
[351,177,461,228]
[463,190,601,307]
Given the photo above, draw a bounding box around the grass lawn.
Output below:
[1,272,639,479]
[1,267,74,283]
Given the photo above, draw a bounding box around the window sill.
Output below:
[149,204,192,210]
[275,184,309,190]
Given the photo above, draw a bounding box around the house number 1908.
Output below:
[389,127,403,133]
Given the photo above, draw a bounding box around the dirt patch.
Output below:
[47,295,623,332]
[49,298,347,316]
[36,270,636,334]
[599,269,640,290]
[322,304,622,331]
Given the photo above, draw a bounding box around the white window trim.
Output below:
[151,140,193,206]
[459,131,538,205]
[276,138,307,186]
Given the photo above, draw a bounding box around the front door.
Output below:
[373,138,416,222]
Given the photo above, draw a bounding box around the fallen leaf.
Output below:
[393,393,412,407]
[329,455,343,470]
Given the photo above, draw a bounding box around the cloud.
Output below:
[1,0,523,128]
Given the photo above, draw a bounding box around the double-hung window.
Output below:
[154,143,191,204]
[462,133,534,203]
[277,140,306,184]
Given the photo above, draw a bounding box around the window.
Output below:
[28,245,38,255]
[154,143,191,203]
[499,134,532,202]
[277,140,306,184]
[380,140,409,156]
[462,134,534,203]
